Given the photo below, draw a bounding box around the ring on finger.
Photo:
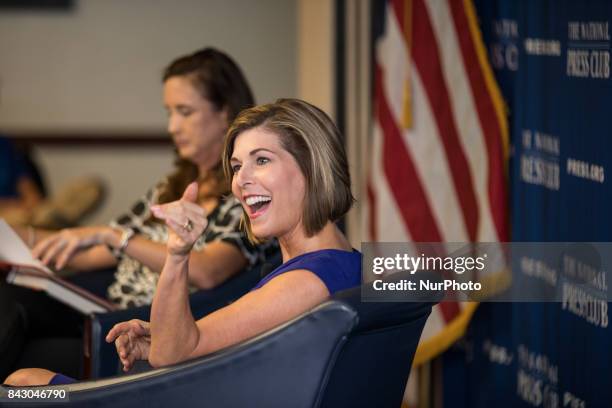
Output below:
[182,218,194,232]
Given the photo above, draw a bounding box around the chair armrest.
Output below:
[50,301,358,408]
[86,303,151,379]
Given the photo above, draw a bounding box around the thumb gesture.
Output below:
[150,182,207,256]
[181,180,198,203]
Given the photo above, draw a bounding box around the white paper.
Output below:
[0,219,53,274]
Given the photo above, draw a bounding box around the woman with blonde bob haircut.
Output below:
[223,98,354,241]
[5,99,361,386]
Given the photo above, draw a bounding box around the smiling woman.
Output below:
[138,98,361,368]
[229,127,307,240]
[225,99,355,243]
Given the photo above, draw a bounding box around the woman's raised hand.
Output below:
[105,319,151,372]
[150,182,207,257]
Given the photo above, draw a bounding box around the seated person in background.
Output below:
[0,48,277,381]
[5,98,361,385]
[0,137,44,225]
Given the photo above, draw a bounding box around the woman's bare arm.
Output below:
[149,263,328,367]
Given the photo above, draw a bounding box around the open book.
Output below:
[0,219,116,314]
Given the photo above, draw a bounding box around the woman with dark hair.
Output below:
[0,48,276,380]
[4,98,362,385]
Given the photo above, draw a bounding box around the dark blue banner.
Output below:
[444,1,612,407]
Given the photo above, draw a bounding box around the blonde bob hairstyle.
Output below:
[223,98,354,241]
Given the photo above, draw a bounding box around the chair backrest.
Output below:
[38,301,359,408]
[317,273,438,408]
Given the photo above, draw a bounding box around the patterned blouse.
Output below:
[106,179,276,309]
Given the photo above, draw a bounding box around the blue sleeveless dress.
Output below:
[253,248,362,294]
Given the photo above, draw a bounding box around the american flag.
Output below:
[365,0,509,367]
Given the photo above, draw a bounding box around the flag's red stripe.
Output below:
[391,0,405,32]
[448,0,508,240]
[409,0,480,242]
[375,65,442,242]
